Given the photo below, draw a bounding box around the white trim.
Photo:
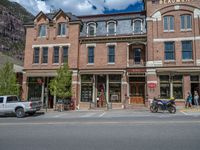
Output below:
[106,43,117,46]
[152,11,161,21]
[194,9,200,18]
[147,81,158,84]
[32,43,70,48]
[196,59,200,66]
[146,60,163,67]
[154,36,200,42]
[72,81,80,85]
[86,43,96,47]
[122,82,128,85]
[106,20,117,36]
[86,22,96,37]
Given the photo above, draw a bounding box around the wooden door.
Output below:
[130,83,145,104]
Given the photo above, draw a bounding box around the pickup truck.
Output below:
[0,95,42,118]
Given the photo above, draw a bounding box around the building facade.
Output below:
[146,0,200,105]
[22,0,200,109]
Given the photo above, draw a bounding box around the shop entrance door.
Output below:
[129,77,145,104]
[96,75,107,107]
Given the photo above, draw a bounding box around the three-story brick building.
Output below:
[23,0,200,109]
[146,0,200,105]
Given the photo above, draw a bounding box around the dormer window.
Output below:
[107,21,116,35]
[58,23,67,36]
[87,22,96,36]
[133,19,143,34]
[38,24,47,37]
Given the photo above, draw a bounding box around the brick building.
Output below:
[145,0,200,105]
[22,0,200,109]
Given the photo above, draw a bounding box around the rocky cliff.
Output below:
[0,0,33,61]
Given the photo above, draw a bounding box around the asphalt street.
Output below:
[0,109,200,150]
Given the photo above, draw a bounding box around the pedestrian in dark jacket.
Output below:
[185,92,192,108]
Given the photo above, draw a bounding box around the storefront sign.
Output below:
[147,81,157,89]
[159,0,193,4]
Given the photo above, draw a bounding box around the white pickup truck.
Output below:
[0,95,42,118]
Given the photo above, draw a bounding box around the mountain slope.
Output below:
[0,0,34,61]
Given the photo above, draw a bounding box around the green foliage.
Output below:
[49,64,72,99]
[0,62,19,96]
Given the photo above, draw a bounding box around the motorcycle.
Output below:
[150,98,176,113]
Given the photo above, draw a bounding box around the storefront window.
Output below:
[109,75,121,103]
[28,77,42,101]
[81,75,93,102]
[160,75,170,99]
[173,75,183,99]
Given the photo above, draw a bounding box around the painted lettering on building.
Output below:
[159,0,193,4]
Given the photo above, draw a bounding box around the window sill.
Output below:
[164,60,175,63]
[181,29,192,32]
[163,30,174,33]
[41,63,48,65]
[87,63,94,65]
[108,63,115,65]
[52,63,59,65]
[182,59,193,62]
[57,35,68,38]
[32,63,39,66]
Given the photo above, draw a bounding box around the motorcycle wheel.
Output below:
[168,106,176,114]
[150,105,158,113]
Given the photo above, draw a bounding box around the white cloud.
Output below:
[9,0,142,16]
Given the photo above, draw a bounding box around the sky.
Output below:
[9,0,144,16]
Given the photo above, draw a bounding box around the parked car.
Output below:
[0,95,42,118]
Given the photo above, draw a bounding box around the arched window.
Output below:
[133,19,142,34]
[107,21,116,35]
[87,22,96,36]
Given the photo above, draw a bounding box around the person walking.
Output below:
[185,92,192,108]
[194,91,199,108]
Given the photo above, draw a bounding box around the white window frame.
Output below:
[57,22,67,37]
[38,24,47,38]
[87,22,96,37]
[163,15,175,32]
[133,19,143,34]
[106,20,117,36]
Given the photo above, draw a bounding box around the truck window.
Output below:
[0,97,3,103]
[7,96,18,103]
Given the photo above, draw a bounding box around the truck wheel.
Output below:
[28,111,36,116]
[16,108,25,118]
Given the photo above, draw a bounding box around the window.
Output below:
[33,47,40,64]
[53,46,59,64]
[133,20,142,34]
[160,75,170,99]
[173,75,183,99]
[134,48,141,64]
[42,47,48,64]
[81,75,93,102]
[0,97,3,103]
[109,75,121,103]
[62,46,68,63]
[107,21,116,35]
[182,41,193,60]
[87,23,96,36]
[181,14,192,30]
[6,96,18,103]
[164,42,175,60]
[88,47,94,64]
[163,16,174,31]
[58,23,66,36]
[108,45,115,63]
[38,24,46,37]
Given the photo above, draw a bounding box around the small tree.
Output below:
[49,64,72,102]
[0,62,19,96]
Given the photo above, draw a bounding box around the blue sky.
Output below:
[10,0,144,16]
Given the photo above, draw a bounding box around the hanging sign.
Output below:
[147,81,157,89]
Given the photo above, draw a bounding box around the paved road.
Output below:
[0,110,200,150]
